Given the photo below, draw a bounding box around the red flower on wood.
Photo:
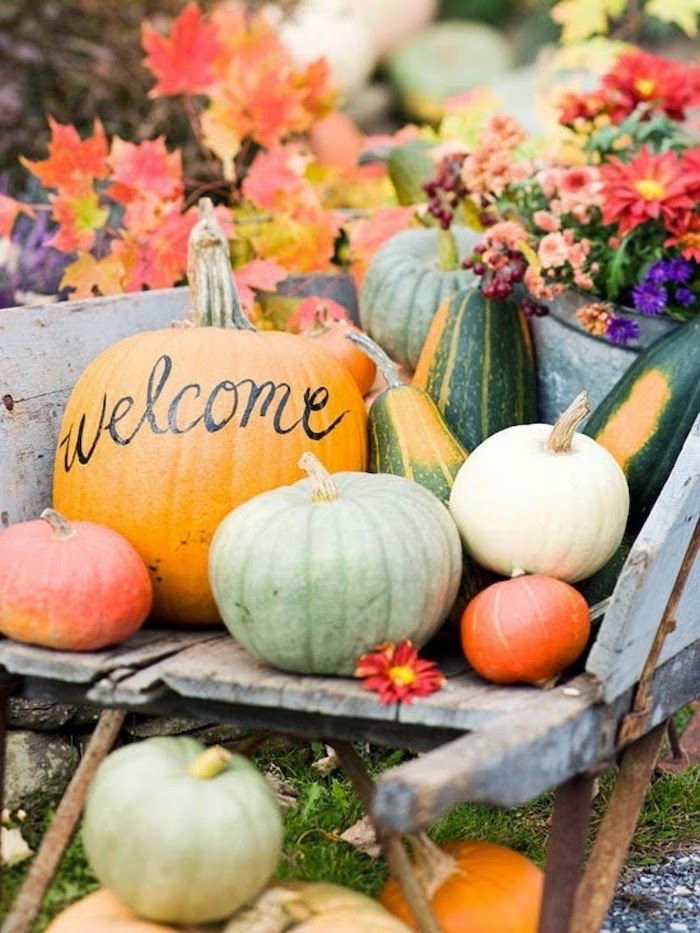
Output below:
[355,640,446,705]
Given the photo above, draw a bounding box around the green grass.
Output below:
[1,731,698,929]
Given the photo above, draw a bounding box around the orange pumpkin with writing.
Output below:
[53,200,367,625]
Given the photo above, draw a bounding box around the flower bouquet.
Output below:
[423,49,700,345]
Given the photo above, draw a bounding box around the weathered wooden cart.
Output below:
[0,289,698,932]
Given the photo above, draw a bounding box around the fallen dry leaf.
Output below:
[265,768,298,809]
[339,815,381,858]
[1,826,33,866]
[311,745,340,776]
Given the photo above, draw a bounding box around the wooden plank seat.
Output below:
[1,287,699,933]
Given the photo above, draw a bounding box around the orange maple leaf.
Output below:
[21,118,108,196]
[0,195,34,237]
[242,144,316,215]
[107,137,183,205]
[48,190,109,253]
[347,206,416,287]
[142,1,221,97]
[233,259,288,311]
[251,211,342,273]
[61,251,126,299]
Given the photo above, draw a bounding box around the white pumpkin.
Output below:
[449,392,629,583]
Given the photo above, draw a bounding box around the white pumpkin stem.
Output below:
[188,745,232,779]
[298,453,339,503]
[187,197,254,332]
[346,331,404,389]
[546,391,592,453]
[40,508,75,540]
[406,832,457,899]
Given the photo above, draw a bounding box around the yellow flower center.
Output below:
[634,178,665,201]
[634,77,656,99]
[388,665,416,687]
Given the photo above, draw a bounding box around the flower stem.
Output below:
[546,391,591,453]
[298,453,338,503]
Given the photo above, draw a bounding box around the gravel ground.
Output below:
[604,850,700,932]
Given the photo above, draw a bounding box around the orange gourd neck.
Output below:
[407,833,458,897]
[346,331,404,390]
[187,197,255,333]
[40,508,76,540]
[547,391,591,453]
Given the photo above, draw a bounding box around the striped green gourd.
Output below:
[413,286,538,452]
[347,331,467,505]
[584,314,700,529]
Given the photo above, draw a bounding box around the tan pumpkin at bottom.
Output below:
[45,889,209,933]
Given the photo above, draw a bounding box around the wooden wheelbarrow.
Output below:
[0,289,698,932]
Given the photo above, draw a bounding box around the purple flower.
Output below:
[674,286,696,308]
[666,257,693,284]
[646,260,669,285]
[632,281,667,315]
[606,315,639,346]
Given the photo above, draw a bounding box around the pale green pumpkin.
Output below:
[359,227,478,369]
[82,738,283,926]
[209,454,462,675]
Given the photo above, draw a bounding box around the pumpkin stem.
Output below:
[546,391,591,453]
[406,833,457,899]
[40,508,75,540]
[189,745,233,779]
[298,453,338,503]
[437,227,459,271]
[346,331,404,390]
[187,197,255,332]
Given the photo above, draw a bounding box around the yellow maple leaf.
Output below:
[645,0,700,35]
[61,252,126,299]
[551,0,627,44]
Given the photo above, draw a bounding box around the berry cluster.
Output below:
[462,243,528,300]
[423,154,468,230]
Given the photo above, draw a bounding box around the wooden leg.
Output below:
[331,741,441,933]
[538,773,596,933]
[570,722,667,933]
[2,709,126,933]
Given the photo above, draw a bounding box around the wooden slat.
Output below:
[0,628,212,684]
[0,288,191,525]
[586,416,700,701]
[373,636,700,830]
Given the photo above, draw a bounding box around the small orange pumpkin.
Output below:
[381,835,543,932]
[46,889,204,932]
[0,509,152,651]
[288,297,377,396]
[461,575,591,685]
[52,202,367,625]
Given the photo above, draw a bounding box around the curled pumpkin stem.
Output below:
[187,197,254,332]
[299,453,338,503]
[346,331,404,390]
[406,832,458,899]
[546,391,591,453]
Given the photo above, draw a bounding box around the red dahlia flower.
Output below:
[600,147,694,237]
[354,640,446,705]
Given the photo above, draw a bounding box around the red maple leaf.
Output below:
[0,195,34,237]
[21,118,108,196]
[48,190,108,253]
[107,137,183,205]
[286,296,351,333]
[233,259,288,311]
[142,1,221,97]
[242,144,314,214]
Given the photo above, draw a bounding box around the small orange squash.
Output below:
[381,834,543,932]
[52,201,367,625]
[0,509,152,651]
[461,575,591,686]
[46,890,206,932]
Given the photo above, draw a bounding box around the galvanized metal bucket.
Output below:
[530,290,677,423]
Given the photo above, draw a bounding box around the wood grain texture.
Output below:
[0,288,191,525]
[587,415,700,701]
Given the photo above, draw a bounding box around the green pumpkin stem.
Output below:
[546,391,591,454]
[189,745,233,779]
[406,833,457,898]
[40,508,75,539]
[187,197,255,332]
[298,453,338,503]
[437,227,459,271]
[346,331,404,390]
